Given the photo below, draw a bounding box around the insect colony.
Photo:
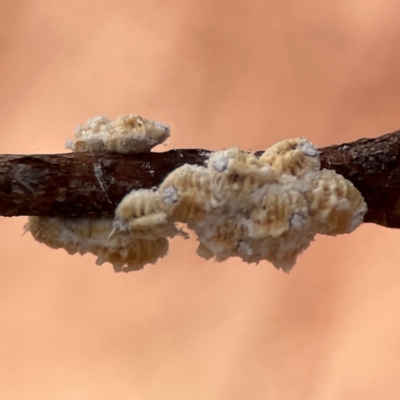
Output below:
[27,114,367,272]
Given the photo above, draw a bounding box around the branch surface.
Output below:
[1,131,400,228]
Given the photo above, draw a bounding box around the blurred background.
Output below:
[1,0,400,398]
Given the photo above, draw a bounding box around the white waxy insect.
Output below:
[207,147,277,208]
[65,114,170,153]
[158,164,212,224]
[304,168,367,235]
[27,217,168,271]
[154,138,366,271]
[259,137,320,177]
[29,113,173,272]
[113,189,180,239]
[28,118,368,273]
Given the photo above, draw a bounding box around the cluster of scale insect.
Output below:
[259,137,320,177]
[27,217,168,271]
[65,114,170,153]
[155,137,367,272]
[28,114,173,272]
[159,164,212,223]
[28,116,368,272]
[114,189,180,239]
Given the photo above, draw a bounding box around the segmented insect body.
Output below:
[246,185,308,239]
[27,216,168,271]
[114,189,179,239]
[305,169,366,235]
[95,237,169,272]
[208,148,277,208]
[66,114,170,153]
[182,140,366,271]
[195,218,249,261]
[29,119,368,273]
[29,114,173,272]
[259,138,320,177]
[159,164,212,223]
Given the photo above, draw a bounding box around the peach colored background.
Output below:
[2,1,400,399]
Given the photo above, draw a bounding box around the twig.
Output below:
[1,131,400,228]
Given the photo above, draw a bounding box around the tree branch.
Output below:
[1,131,400,228]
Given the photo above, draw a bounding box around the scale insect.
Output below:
[27,115,367,272]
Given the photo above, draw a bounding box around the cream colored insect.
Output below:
[28,114,173,272]
[158,164,212,223]
[28,116,368,272]
[27,216,168,271]
[65,114,170,153]
[114,188,179,239]
[155,138,366,271]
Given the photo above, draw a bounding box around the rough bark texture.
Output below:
[318,131,400,228]
[1,131,400,228]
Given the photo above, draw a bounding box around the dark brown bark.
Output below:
[318,131,400,228]
[0,150,211,218]
[1,130,400,228]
